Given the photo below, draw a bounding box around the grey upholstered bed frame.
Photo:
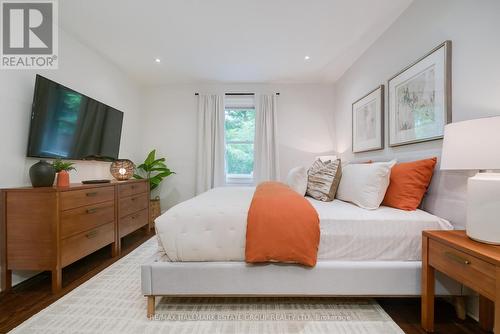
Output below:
[141,259,461,316]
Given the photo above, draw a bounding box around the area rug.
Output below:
[10,237,404,334]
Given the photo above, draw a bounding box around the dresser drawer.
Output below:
[60,201,115,238]
[119,181,148,198]
[428,239,496,299]
[119,193,148,218]
[119,208,148,238]
[60,186,115,211]
[61,222,115,267]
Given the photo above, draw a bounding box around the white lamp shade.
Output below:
[440,116,500,170]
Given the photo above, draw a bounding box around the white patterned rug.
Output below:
[10,237,404,334]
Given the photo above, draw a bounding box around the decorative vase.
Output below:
[29,160,55,187]
[150,197,161,226]
[56,170,70,187]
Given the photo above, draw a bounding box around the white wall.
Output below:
[333,0,500,228]
[0,29,144,286]
[142,83,335,209]
[334,0,500,162]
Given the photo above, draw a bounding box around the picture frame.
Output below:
[388,40,452,147]
[352,85,384,153]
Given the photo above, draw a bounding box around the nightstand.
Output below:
[421,230,500,333]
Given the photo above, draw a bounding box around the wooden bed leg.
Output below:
[147,296,155,318]
[453,296,466,320]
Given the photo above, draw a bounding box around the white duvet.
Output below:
[155,187,453,262]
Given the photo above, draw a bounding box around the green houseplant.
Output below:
[52,159,76,187]
[134,150,174,224]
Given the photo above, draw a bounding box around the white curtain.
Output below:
[195,94,225,194]
[254,94,279,183]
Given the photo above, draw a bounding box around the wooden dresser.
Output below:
[117,181,150,247]
[422,230,500,333]
[0,179,150,293]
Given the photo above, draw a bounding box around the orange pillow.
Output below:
[382,157,437,211]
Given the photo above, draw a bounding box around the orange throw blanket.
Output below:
[245,182,320,267]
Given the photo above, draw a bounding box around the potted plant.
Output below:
[134,149,174,224]
[52,159,76,187]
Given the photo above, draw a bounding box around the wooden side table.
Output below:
[422,230,500,333]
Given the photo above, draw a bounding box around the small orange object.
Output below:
[56,170,70,187]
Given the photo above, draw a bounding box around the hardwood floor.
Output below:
[0,228,155,333]
[378,298,490,334]
[0,229,489,334]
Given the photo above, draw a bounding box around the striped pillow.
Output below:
[306,159,342,201]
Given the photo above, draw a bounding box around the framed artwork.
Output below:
[388,40,452,147]
[352,85,384,153]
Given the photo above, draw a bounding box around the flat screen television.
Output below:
[27,75,124,160]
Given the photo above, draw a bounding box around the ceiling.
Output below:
[59,0,412,86]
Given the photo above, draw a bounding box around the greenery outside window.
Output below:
[224,98,255,184]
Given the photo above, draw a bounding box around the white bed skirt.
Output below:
[141,260,461,296]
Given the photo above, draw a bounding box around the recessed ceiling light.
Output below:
[304,55,311,61]
[154,58,161,63]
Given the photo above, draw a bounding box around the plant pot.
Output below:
[150,197,161,226]
[56,170,70,187]
[29,160,55,187]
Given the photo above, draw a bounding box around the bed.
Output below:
[142,186,462,316]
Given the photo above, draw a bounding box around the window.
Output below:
[224,96,255,184]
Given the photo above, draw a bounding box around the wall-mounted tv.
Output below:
[27,75,124,160]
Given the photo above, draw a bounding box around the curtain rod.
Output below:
[194,92,280,96]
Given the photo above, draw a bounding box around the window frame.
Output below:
[224,99,256,185]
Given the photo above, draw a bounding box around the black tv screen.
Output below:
[27,75,123,160]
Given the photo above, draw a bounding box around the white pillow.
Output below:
[286,166,308,196]
[336,160,397,210]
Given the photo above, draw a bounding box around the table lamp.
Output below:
[440,116,500,244]
[110,159,135,181]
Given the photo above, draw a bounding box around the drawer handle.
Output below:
[131,197,138,201]
[131,185,136,189]
[86,230,98,239]
[86,192,98,197]
[445,251,470,265]
[86,207,98,214]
